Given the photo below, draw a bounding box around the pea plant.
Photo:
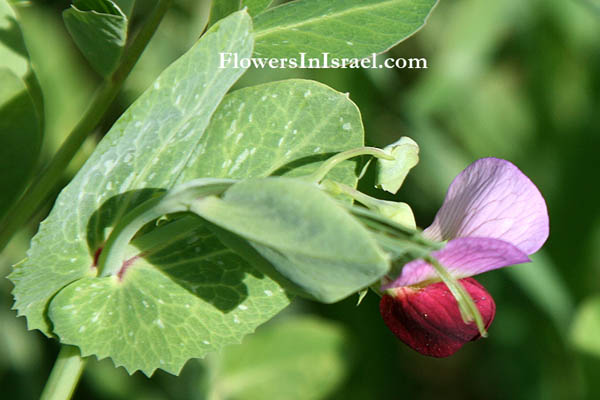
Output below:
[0,1,550,399]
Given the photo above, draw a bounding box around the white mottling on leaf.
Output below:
[264,290,273,297]
[238,304,248,310]
[155,319,165,329]
[304,90,311,98]
[142,300,149,308]
[229,149,250,174]
[342,122,352,131]
[203,340,210,345]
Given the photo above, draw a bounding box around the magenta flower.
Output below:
[380,158,549,357]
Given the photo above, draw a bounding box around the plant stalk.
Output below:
[40,345,87,400]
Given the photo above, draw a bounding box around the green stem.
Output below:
[308,147,394,183]
[40,345,87,400]
[321,179,386,211]
[0,0,173,253]
[97,196,168,277]
[97,178,235,277]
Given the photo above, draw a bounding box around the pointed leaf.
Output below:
[253,0,438,59]
[63,0,128,77]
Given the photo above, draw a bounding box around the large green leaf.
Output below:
[49,216,289,376]
[0,0,42,220]
[11,10,254,338]
[192,178,389,303]
[211,316,354,400]
[63,0,128,77]
[253,0,438,59]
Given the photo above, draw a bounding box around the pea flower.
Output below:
[380,158,549,357]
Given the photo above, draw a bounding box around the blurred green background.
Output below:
[1,0,600,399]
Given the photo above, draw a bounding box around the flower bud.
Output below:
[380,277,495,357]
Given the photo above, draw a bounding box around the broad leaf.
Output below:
[49,217,289,376]
[0,0,42,220]
[253,0,438,59]
[242,0,273,16]
[212,316,353,400]
[192,178,389,303]
[63,0,128,77]
[11,10,254,338]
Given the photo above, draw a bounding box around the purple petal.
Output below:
[383,237,530,288]
[423,158,549,255]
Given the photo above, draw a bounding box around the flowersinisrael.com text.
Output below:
[219,52,428,69]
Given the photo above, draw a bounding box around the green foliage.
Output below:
[207,0,240,28]
[241,0,273,16]
[211,316,353,400]
[63,0,128,77]
[253,0,438,58]
[0,0,42,220]
[192,178,389,303]
[10,10,254,337]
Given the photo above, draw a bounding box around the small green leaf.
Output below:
[570,295,600,358]
[375,136,419,194]
[63,0,128,77]
[254,0,438,59]
[192,178,389,303]
[241,0,273,16]
[0,0,42,219]
[212,316,354,400]
[207,0,241,28]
